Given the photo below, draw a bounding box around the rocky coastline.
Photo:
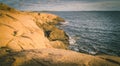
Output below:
[0,3,120,66]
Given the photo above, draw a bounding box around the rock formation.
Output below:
[0,3,68,51]
[0,3,120,66]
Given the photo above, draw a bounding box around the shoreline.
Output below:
[45,11,120,57]
[0,3,120,66]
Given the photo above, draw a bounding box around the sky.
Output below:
[0,0,120,11]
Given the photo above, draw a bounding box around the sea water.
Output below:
[1,0,120,56]
[48,11,120,56]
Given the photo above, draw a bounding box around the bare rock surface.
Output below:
[0,3,68,51]
[0,3,120,66]
[0,48,120,66]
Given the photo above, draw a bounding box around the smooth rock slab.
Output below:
[0,48,119,66]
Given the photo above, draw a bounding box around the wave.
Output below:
[58,21,69,26]
[69,36,77,45]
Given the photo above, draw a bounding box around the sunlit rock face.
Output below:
[0,3,120,66]
[0,48,120,66]
[0,3,68,51]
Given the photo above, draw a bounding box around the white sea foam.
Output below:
[59,21,69,26]
[68,35,80,52]
[69,36,76,45]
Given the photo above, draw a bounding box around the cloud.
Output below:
[85,1,120,11]
[22,1,120,11]
[1,0,120,11]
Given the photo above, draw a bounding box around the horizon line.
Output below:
[21,10,120,12]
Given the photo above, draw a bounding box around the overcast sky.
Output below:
[0,0,120,11]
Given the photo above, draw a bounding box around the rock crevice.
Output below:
[0,3,120,66]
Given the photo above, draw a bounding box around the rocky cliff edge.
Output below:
[0,3,120,66]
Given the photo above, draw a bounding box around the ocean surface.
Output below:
[47,11,120,56]
[1,0,120,56]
